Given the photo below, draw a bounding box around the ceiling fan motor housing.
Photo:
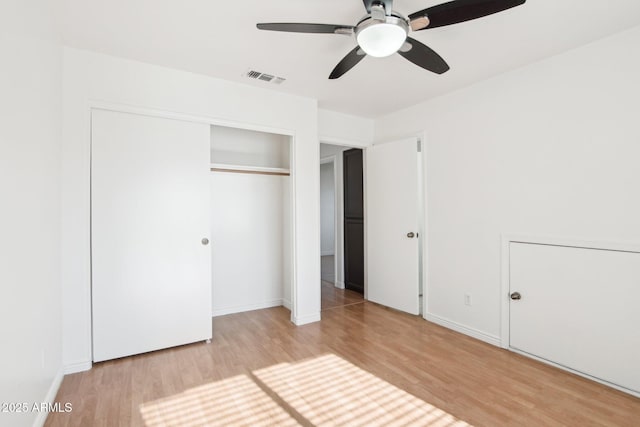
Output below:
[355,13,409,58]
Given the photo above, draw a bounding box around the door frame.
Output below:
[320,132,428,310]
[319,138,370,298]
[320,155,338,287]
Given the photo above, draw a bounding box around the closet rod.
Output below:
[210,167,290,177]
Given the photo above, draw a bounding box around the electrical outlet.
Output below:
[464,294,472,306]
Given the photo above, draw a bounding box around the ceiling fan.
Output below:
[257,0,526,79]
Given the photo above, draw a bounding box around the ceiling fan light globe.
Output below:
[357,23,407,58]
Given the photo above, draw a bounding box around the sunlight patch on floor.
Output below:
[140,354,470,426]
[140,374,300,426]
[254,354,470,427]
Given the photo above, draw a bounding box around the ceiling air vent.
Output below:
[244,69,286,85]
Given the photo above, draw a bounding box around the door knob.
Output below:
[407,232,415,238]
[201,238,209,245]
[510,292,522,300]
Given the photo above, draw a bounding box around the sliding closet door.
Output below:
[92,109,211,362]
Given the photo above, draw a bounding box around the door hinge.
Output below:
[417,139,422,152]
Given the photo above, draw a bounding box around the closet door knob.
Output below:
[201,238,209,245]
[407,232,415,238]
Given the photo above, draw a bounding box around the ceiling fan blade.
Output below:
[362,0,393,14]
[257,23,354,35]
[329,46,366,80]
[397,38,449,74]
[409,0,525,30]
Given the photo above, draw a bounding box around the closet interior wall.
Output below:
[210,125,292,316]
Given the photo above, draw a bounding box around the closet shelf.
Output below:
[210,163,290,176]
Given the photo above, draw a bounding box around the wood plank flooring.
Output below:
[321,280,364,311]
[46,300,640,426]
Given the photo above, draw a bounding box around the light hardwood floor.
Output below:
[321,280,364,311]
[47,301,640,426]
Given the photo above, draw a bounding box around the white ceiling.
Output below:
[62,0,640,118]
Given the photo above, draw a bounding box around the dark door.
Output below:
[343,149,364,294]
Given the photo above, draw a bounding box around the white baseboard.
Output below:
[34,367,64,427]
[424,313,501,347]
[335,281,345,289]
[63,360,92,375]
[321,251,335,256]
[212,299,283,317]
[282,299,291,310]
[292,312,321,326]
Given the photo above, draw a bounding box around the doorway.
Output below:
[320,143,365,310]
[319,138,424,315]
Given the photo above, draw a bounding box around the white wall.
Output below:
[375,25,640,343]
[211,125,290,168]
[0,1,63,426]
[320,162,335,256]
[318,109,374,147]
[211,172,288,316]
[61,48,321,373]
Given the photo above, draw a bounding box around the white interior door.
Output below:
[92,109,212,362]
[366,138,420,315]
[510,242,640,394]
